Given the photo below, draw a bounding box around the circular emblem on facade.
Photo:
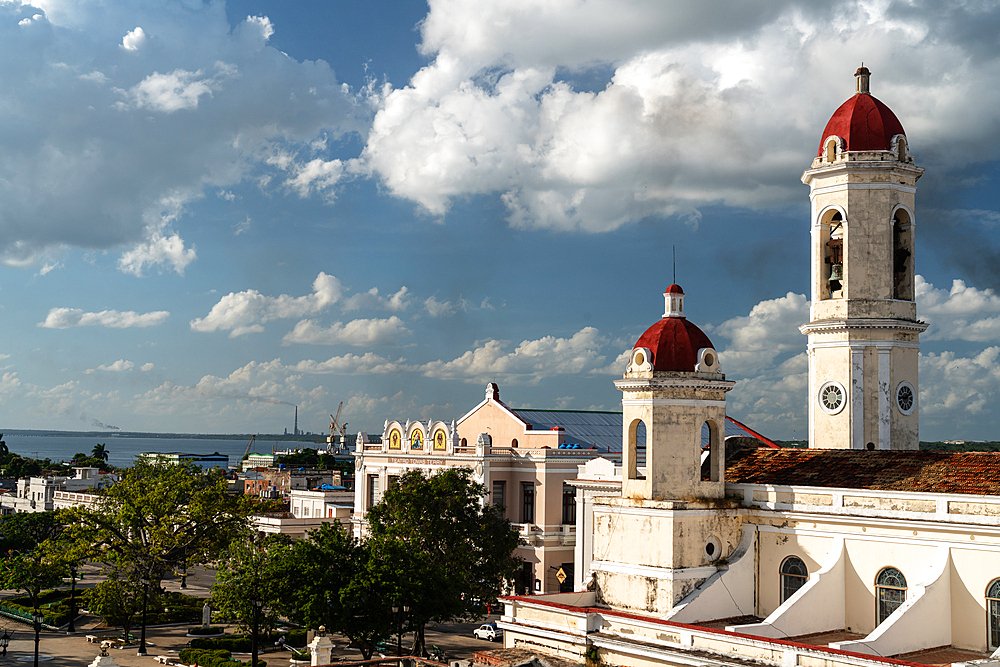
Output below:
[818,381,846,415]
[896,380,916,416]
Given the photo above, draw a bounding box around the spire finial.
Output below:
[672,245,676,284]
[855,64,871,94]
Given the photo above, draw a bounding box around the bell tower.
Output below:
[800,67,927,450]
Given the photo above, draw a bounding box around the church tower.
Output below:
[800,67,927,450]
[617,285,734,500]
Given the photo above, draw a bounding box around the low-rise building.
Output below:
[253,485,353,540]
[0,467,116,514]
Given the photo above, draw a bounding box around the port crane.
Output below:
[241,434,255,462]
[330,402,348,443]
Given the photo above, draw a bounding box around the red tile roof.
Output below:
[818,92,905,156]
[726,449,1000,495]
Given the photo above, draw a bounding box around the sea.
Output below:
[0,433,304,470]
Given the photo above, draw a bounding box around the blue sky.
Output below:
[2,0,1000,441]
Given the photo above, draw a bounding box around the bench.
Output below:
[155,656,171,665]
[86,635,99,643]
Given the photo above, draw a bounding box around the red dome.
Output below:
[817,93,905,157]
[634,317,715,372]
[665,284,684,294]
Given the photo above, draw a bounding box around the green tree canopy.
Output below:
[366,468,523,655]
[212,532,289,636]
[0,511,67,612]
[69,459,253,586]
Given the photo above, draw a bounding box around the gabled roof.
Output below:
[726,449,1000,495]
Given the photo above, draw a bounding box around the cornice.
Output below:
[799,318,928,335]
[614,377,735,393]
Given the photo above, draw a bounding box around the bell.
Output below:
[830,263,843,281]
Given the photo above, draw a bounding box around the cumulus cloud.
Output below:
[0,6,359,266]
[96,360,134,372]
[360,1,1000,231]
[920,348,1000,419]
[709,292,809,375]
[917,275,1000,342]
[38,308,170,329]
[420,327,608,383]
[191,273,343,337]
[282,316,410,346]
[341,286,410,312]
[424,295,461,318]
[121,26,146,51]
[289,352,414,375]
[118,226,197,276]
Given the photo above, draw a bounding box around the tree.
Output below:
[0,512,66,620]
[87,570,147,641]
[366,468,523,655]
[213,532,289,665]
[274,523,395,660]
[69,459,253,588]
[91,443,109,462]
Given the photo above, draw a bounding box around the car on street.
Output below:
[473,623,503,642]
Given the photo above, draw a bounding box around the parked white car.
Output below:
[473,623,503,641]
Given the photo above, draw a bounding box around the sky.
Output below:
[2,0,1000,441]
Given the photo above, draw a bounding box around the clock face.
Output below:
[819,381,847,415]
[896,381,916,415]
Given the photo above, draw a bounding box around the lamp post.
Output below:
[251,598,263,667]
[32,611,44,667]
[392,604,410,657]
[0,628,10,657]
[137,576,151,657]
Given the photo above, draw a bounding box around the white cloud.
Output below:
[420,327,608,383]
[282,316,410,346]
[341,286,410,312]
[86,359,136,373]
[191,272,343,337]
[121,26,146,52]
[284,158,345,198]
[290,352,414,375]
[118,227,197,276]
[140,363,154,372]
[424,295,461,318]
[0,8,359,265]
[917,275,1000,342]
[920,348,1000,419]
[361,1,1000,231]
[38,308,170,329]
[0,372,21,395]
[709,292,809,375]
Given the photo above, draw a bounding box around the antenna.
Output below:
[672,245,676,284]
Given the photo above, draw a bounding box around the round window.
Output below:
[704,536,721,562]
[634,351,645,366]
[896,381,916,416]
[818,381,846,415]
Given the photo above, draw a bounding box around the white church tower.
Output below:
[800,67,927,450]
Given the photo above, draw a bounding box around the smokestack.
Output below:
[294,406,299,436]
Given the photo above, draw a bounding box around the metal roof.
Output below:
[509,409,778,457]
[512,409,623,454]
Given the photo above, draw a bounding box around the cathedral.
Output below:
[496,68,1000,667]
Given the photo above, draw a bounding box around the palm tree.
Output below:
[91,443,109,462]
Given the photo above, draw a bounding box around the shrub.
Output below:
[177,648,264,667]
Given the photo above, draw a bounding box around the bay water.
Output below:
[0,433,303,470]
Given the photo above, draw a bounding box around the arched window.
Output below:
[892,209,914,301]
[511,438,518,448]
[780,556,808,603]
[823,211,844,299]
[826,138,838,163]
[411,430,423,450]
[875,567,907,625]
[626,419,646,480]
[700,420,720,482]
[987,579,1000,650]
[460,437,467,447]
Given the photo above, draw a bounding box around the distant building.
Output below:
[137,451,229,470]
[253,485,353,540]
[0,467,116,514]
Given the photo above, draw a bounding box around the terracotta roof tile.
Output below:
[726,449,1000,495]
